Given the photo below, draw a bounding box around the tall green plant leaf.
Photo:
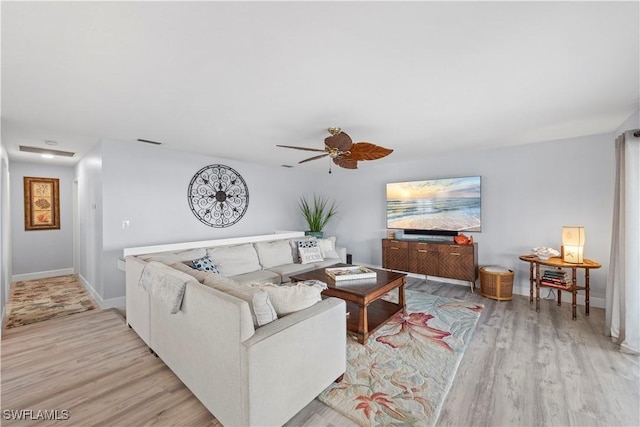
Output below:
[299,194,338,232]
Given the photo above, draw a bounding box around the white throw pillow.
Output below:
[207,244,261,277]
[254,240,294,268]
[317,236,340,259]
[250,282,323,316]
[298,246,324,264]
[203,274,278,327]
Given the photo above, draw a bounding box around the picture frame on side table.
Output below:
[24,176,60,230]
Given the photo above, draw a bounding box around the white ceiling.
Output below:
[2,1,639,170]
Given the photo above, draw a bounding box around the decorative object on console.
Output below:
[531,247,560,260]
[277,127,393,173]
[562,226,585,263]
[453,233,474,245]
[298,194,338,238]
[187,164,249,228]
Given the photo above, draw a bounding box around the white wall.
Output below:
[7,129,618,309]
[615,108,640,135]
[9,162,75,280]
[76,144,104,300]
[0,141,11,326]
[324,132,615,302]
[84,139,318,305]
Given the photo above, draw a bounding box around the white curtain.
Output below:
[605,130,640,354]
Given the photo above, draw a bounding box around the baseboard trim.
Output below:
[359,261,605,309]
[77,274,126,310]
[11,268,75,282]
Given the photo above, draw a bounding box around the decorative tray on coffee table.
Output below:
[324,265,377,281]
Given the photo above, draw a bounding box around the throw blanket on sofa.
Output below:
[138,261,192,314]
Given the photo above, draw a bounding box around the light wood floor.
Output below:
[2,279,638,426]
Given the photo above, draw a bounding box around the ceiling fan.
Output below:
[277,127,393,172]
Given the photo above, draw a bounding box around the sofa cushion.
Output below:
[254,240,294,269]
[266,263,317,283]
[317,236,340,259]
[298,240,323,264]
[203,274,278,327]
[208,244,261,277]
[231,269,282,285]
[191,255,220,273]
[249,282,325,316]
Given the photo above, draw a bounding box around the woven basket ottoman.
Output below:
[479,266,514,301]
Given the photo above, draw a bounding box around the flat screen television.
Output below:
[386,176,481,235]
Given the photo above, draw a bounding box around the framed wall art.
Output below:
[24,176,60,230]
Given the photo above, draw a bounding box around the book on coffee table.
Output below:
[325,265,377,281]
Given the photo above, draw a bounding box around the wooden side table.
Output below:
[519,255,601,320]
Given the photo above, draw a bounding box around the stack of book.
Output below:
[540,269,571,289]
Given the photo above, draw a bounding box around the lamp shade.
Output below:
[562,226,585,263]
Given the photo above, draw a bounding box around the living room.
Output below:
[1,1,639,426]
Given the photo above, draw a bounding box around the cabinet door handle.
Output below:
[418,250,428,253]
[449,253,461,256]
[391,247,399,250]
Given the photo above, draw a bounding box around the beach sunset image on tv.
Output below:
[386,176,481,232]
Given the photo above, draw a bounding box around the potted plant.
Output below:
[298,194,338,238]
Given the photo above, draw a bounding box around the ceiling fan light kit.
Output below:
[276,127,393,173]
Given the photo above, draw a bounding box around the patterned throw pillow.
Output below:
[297,240,324,264]
[191,256,220,273]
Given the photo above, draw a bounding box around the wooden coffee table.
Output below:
[290,264,406,344]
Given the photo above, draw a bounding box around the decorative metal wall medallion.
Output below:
[187,164,249,227]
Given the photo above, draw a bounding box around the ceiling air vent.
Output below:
[19,145,75,157]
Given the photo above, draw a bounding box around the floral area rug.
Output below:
[5,274,98,329]
[319,289,483,426]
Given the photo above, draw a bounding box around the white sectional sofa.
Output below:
[124,232,347,426]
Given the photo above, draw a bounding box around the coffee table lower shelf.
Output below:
[345,298,403,344]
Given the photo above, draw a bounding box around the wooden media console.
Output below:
[382,239,478,290]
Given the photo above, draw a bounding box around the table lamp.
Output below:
[562,226,585,263]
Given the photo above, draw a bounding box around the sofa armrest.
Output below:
[242,297,345,346]
[336,246,347,264]
[241,297,346,426]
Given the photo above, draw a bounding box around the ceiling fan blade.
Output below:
[324,132,353,151]
[333,157,358,169]
[276,145,326,153]
[299,153,329,164]
[346,142,393,161]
